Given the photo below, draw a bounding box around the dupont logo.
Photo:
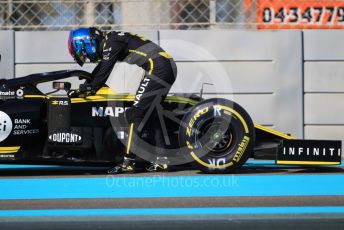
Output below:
[0,111,12,142]
[49,133,82,143]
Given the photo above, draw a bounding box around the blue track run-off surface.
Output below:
[1,207,344,217]
[0,160,343,217]
[0,174,344,199]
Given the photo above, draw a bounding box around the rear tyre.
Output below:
[179,98,255,173]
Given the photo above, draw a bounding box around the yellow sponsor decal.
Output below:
[187,105,253,169]
[190,151,234,169]
[233,136,250,162]
[186,107,209,137]
[214,105,249,133]
[186,141,193,150]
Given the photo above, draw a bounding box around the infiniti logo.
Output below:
[0,111,12,142]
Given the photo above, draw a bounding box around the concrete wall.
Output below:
[14,31,158,94]
[0,31,14,79]
[1,30,343,142]
[159,30,303,137]
[303,30,344,145]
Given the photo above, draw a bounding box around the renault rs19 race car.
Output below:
[0,68,341,173]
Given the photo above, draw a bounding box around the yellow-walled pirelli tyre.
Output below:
[179,98,255,173]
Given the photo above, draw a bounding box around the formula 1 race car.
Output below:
[0,69,341,173]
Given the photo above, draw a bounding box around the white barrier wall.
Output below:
[159,30,303,137]
[0,31,14,79]
[14,31,158,93]
[304,30,344,146]
[2,30,343,142]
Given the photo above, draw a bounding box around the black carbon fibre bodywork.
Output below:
[0,70,194,166]
[0,70,340,169]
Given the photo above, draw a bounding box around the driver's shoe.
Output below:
[146,156,169,172]
[107,157,136,174]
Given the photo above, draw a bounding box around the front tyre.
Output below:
[179,98,255,173]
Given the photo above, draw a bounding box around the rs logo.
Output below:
[52,100,68,106]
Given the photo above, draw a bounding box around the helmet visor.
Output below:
[68,34,87,66]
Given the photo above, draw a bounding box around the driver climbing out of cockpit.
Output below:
[68,27,177,173]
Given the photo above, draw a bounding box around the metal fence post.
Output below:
[209,0,216,28]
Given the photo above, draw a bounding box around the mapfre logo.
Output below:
[0,111,13,142]
[92,107,128,117]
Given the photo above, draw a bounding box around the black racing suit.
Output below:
[90,31,177,159]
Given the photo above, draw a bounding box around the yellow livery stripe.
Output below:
[254,123,295,140]
[0,151,18,154]
[277,160,340,165]
[71,97,197,104]
[128,49,147,57]
[164,96,198,105]
[71,95,135,104]
[148,58,154,75]
[126,123,134,155]
[0,146,20,151]
[159,51,173,59]
[96,87,117,95]
[0,146,20,154]
[24,95,47,99]
[25,90,197,105]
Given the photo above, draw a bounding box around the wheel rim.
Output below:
[196,119,235,155]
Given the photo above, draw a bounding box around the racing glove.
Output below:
[79,83,96,94]
[69,84,96,98]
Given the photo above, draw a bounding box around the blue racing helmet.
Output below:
[68,27,103,66]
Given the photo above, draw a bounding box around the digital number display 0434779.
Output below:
[263,7,344,23]
[257,2,344,29]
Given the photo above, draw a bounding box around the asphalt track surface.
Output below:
[0,160,344,230]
